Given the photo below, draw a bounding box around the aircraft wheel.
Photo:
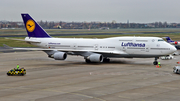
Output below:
[153,61,158,65]
[103,58,110,63]
[85,59,91,63]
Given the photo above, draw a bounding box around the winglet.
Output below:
[21,14,51,38]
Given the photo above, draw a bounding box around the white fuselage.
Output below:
[25,36,176,58]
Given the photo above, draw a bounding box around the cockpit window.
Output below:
[158,39,164,41]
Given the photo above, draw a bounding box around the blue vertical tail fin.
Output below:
[165,37,174,43]
[21,13,51,38]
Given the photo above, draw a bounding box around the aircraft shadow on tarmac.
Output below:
[32,59,152,67]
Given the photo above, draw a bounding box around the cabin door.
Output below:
[94,44,98,50]
[146,45,149,52]
[73,43,77,49]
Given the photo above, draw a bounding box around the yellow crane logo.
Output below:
[26,19,35,32]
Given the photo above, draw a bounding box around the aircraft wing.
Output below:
[13,47,48,51]
[13,47,126,55]
[3,44,13,49]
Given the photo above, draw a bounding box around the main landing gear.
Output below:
[85,59,91,63]
[153,57,158,65]
[85,58,110,63]
[103,58,110,63]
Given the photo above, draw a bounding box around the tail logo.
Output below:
[26,19,35,32]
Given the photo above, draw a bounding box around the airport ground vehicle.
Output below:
[160,54,173,60]
[7,68,26,76]
[173,66,180,74]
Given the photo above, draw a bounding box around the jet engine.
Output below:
[53,52,67,60]
[87,54,103,62]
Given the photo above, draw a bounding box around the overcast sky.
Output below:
[0,0,180,23]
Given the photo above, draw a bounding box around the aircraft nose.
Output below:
[170,45,177,53]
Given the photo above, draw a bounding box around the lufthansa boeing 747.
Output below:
[14,14,177,65]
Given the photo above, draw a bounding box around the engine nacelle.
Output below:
[88,54,103,62]
[54,52,67,60]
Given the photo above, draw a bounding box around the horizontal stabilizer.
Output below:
[5,37,26,41]
[25,39,41,43]
[5,37,41,43]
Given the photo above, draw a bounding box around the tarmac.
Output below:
[0,51,180,101]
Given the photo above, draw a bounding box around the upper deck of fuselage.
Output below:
[25,36,166,44]
[104,36,162,40]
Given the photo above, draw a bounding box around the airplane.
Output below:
[164,37,180,49]
[13,13,177,65]
[164,37,180,45]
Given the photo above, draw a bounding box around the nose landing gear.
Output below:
[153,57,158,65]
